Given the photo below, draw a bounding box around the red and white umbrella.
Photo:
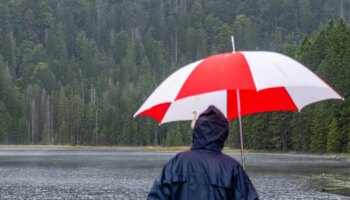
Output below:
[134,51,343,168]
[134,51,343,123]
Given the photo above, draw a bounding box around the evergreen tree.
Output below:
[0,101,10,143]
[326,118,341,152]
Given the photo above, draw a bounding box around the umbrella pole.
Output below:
[236,89,245,169]
[231,36,244,169]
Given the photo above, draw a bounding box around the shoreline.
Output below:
[0,144,349,157]
[0,144,192,152]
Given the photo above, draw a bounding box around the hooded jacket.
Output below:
[148,106,259,200]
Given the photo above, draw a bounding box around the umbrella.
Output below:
[134,50,343,168]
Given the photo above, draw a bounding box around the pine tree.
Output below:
[0,101,10,143]
[310,103,333,152]
[326,118,341,152]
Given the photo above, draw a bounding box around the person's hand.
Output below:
[192,111,197,116]
[191,111,197,129]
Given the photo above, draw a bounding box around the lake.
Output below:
[0,147,349,200]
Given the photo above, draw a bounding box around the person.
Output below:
[147,105,259,200]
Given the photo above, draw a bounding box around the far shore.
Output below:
[0,144,192,152]
[0,145,349,157]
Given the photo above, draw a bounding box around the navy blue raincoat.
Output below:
[148,106,259,200]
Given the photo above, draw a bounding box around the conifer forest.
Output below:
[0,0,349,153]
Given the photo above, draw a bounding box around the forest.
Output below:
[0,0,349,152]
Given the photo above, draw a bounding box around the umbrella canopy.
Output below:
[134,51,343,124]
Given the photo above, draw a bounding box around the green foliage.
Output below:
[310,103,332,152]
[0,1,349,153]
[326,118,342,152]
[245,115,273,149]
[32,62,55,92]
[0,101,10,143]
[289,110,312,152]
[233,15,259,50]
[0,54,26,144]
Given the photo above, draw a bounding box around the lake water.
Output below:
[0,147,349,200]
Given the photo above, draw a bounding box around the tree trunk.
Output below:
[9,31,17,77]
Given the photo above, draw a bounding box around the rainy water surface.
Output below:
[0,147,349,200]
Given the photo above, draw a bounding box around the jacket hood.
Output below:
[191,105,228,152]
